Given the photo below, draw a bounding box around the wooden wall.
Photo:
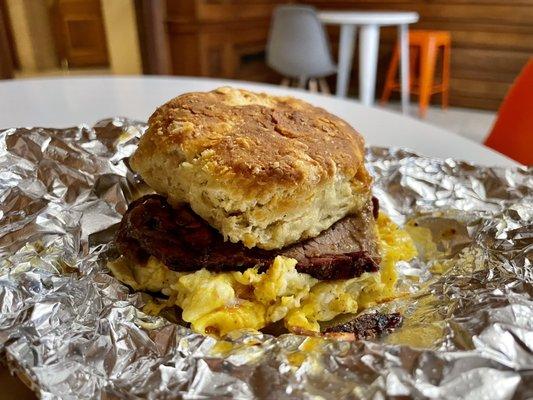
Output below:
[298,0,533,110]
[163,0,532,110]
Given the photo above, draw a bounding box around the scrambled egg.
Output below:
[109,213,417,337]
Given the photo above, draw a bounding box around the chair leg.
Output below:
[359,24,380,106]
[419,38,437,118]
[280,77,290,87]
[380,45,400,104]
[318,78,331,94]
[398,24,410,114]
[309,79,319,92]
[297,76,307,88]
[442,43,451,109]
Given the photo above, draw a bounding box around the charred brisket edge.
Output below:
[324,312,402,339]
[371,196,379,220]
[115,194,380,280]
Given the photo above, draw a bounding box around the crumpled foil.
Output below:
[0,118,532,399]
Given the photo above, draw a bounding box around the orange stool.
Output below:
[381,30,451,117]
[484,58,533,165]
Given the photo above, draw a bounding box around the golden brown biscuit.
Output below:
[130,87,372,250]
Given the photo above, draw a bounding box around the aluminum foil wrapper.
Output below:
[0,118,532,399]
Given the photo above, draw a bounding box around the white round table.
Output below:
[0,76,514,167]
[318,11,419,113]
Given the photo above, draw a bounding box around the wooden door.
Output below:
[51,0,109,67]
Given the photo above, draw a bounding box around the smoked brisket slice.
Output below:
[115,194,381,280]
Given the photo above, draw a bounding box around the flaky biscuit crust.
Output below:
[131,87,372,249]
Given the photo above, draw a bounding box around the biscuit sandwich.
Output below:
[109,87,417,337]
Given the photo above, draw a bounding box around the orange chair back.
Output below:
[484,58,533,165]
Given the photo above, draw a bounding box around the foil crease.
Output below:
[0,119,531,399]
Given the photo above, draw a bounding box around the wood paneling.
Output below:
[307,0,533,110]
[165,0,285,83]
[0,0,14,78]
[135,0,170,74]
[0,0,17,72]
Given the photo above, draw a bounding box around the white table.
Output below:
[318,11,419,113]
[0,76,515,167]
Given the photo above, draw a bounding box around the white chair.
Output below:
[267,5,336,93]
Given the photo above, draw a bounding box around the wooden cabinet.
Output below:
[51,0,109,67]
[165,0,285,82]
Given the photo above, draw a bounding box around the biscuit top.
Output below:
[133,87,366,192]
